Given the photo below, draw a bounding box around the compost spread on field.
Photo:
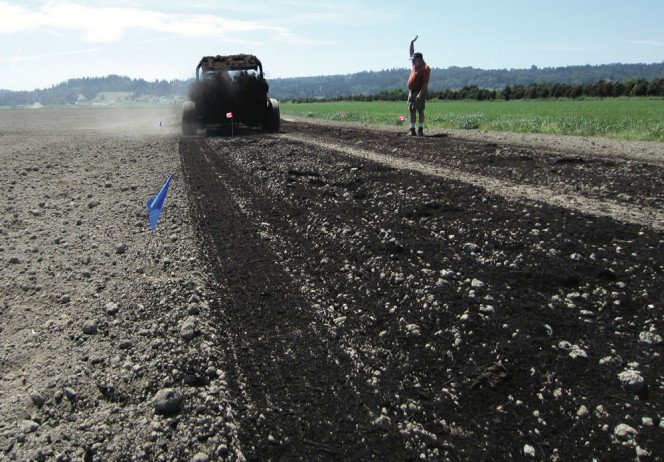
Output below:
[1,108,663,461]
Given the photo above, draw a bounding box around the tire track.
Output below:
[280,133,664,231]
[180,131,664,461]
[201,137,462,457]
[179,138,416,460]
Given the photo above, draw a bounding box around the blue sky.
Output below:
[1,0,663,91]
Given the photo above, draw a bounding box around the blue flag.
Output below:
[146,173,173,231]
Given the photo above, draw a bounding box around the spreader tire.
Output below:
[262,98,280,133]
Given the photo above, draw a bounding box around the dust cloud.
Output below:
[188,71,269,127]
[0,107,181,137]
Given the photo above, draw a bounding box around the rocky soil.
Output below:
[1,107,663,461]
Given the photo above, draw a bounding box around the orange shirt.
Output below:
[408,63,431,92]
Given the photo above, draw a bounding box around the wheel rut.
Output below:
[179,137,413,460]
[280,133,664,231]
[177,121,664,461]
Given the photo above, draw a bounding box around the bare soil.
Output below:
[1,107,663,461]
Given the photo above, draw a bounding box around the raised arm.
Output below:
[410,35,418,58]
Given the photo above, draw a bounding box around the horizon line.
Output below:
[2,60,663,93]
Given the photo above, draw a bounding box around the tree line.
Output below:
[0,75,190,107]
[295,78,664,103]
[441,78,664,100]
[1,62,662,107]
[269,62,664,100]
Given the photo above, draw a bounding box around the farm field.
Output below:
[0,107,663,461]
[281,98,664,142]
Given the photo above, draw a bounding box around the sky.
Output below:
[1,0,663,91]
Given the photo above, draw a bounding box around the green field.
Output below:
[280,98,664,142]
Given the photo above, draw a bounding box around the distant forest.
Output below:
[1,62,663,107]
[272,62,664,100]
[312,77,664,102]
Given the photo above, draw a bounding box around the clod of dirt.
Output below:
[152,388,183,416]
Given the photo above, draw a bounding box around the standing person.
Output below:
[407,35,431,136]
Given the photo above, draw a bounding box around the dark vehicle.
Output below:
[182,54,280,136]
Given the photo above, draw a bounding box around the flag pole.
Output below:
[138,231,156,274]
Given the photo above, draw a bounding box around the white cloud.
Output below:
[0,1,290,42]
[0,47,99,63]
[0,2,41,33]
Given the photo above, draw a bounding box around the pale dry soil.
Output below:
[1,107,663,461]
